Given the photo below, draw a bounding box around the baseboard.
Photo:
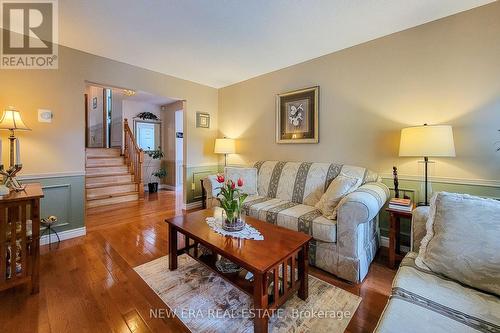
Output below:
[380,236,410,253]
[183,201,202,210]
[40,226,86,245]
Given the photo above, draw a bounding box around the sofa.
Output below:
[202,160,389,283]
[375,194,500,333]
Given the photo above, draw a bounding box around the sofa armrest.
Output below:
[411,206,429,252]
[337,182,390,225]
[336,182,390,256]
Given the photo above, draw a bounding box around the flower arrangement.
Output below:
[215,174,248,231]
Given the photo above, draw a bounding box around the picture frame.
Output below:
[196,112,210,128]
[92,97,97,109]
[276,86,319,143]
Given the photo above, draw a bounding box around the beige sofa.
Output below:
[202,160,389,283]
[375,204,500,332]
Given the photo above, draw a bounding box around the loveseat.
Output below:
[375,194,500,332]
[202,160,389,283]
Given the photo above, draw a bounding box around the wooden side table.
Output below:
[0,183,44,294]
[385,206,414,268]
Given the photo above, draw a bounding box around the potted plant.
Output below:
[215,174,248,231]
[145,147,165,193]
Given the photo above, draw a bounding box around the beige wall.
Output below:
[218,2,500,183]
[0,41,218,176]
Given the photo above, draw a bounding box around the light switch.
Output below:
[38,109,53,122]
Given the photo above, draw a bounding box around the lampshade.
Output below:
[399,125,455,157]
[0,107,31,131]
[214,138,235,154]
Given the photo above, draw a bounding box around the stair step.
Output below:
[86,192,139,208]
[86,156,125,167]
[86,148,121,158]
[86,166,129,176]
[86,183,137,197]
[86,181,135,189]
[86,190,138,201]
[86,175,134,187]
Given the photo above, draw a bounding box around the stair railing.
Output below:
[123,118,145,198]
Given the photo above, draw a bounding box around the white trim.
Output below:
[183,201,202,210]
[380,236,410,253]
[19,171,85,180]
[40,227,86,246]
[380,173,500,188]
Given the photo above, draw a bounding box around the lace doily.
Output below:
[205,216,264,240]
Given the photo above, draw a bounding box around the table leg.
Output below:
[389,213,397,268]
[298,245,308,300]
[253,271,269,333]
[168,225,178,270]
[31,199,40,294]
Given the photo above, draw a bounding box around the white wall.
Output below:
[175,110,184,186]
[110,90,123,147]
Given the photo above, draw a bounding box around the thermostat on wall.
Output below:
[38,109,53,123]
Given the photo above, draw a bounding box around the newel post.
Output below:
[138,149,145,198]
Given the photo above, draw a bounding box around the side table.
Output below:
[385,206,414,268]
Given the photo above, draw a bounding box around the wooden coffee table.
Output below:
[165,209,312,333]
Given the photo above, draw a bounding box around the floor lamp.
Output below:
[214,138,235,167]
[399,124,455,206]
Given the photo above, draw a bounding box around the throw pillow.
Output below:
[315,174,359,220]
[416,192,500,296]
[224,167,258,195]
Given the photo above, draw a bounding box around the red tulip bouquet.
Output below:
[215,174,248,231]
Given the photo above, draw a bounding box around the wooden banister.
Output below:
[124,118,145,198]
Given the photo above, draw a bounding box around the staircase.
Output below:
[85,148,140,208]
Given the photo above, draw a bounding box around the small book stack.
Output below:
[388,198,413,212]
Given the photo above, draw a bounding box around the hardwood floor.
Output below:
[0,190,396,333]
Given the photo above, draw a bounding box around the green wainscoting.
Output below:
[19,174,85,233]
[380,177,500,246]
[185,165,222,204]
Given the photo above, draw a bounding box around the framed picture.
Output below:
[276,86,319,143]
[196,112,210,128]
[92,97,97,109]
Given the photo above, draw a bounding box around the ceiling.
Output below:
[122,91,179,106]
[60,0,494,88]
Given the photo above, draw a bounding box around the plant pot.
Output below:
[148,182,158,193]
[222,218,245,232]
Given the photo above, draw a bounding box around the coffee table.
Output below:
[165,208,312,333]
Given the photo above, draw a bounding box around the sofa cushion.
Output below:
[224,167,258,195]
[315,174,359,220]
[416,192,500,296]
[242,196,337,243]
[254,160,379,204]
[376,252,500,333]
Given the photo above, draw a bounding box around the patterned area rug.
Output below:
[134,255,361,332]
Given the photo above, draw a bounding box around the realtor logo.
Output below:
[1,0,58,69]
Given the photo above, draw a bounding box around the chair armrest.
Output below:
[202,175,220,208]
[336,182,389,257]
[411,206,430,252]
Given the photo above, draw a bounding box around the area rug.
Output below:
[134,254,361,332]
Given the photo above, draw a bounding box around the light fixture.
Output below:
[123,89,136,97]
[214,138,236,166]
[399,124,455,205]
[0,106,31,191]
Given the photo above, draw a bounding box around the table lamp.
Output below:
[0,106,31,191]
[399,124,455,205]
[214,138,235,166]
